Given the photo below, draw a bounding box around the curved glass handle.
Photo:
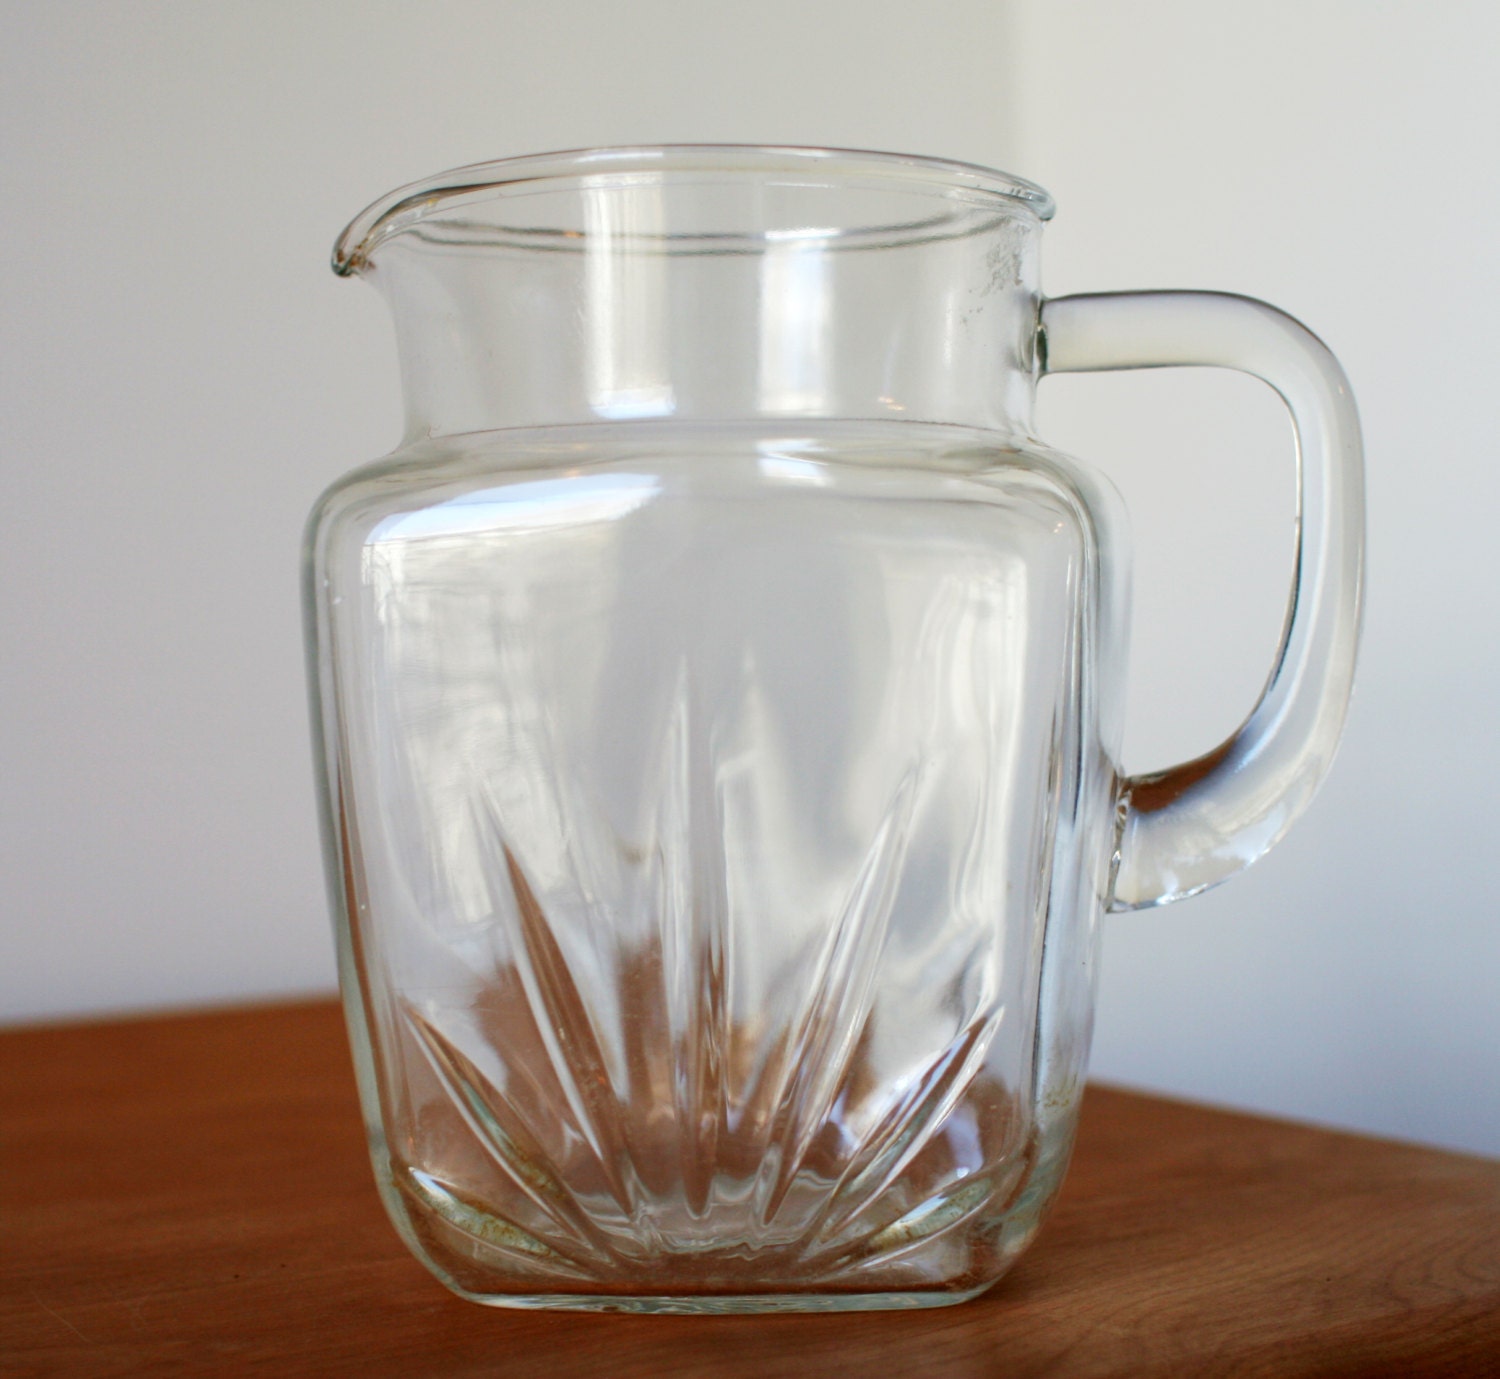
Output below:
[1039,291,1365,910]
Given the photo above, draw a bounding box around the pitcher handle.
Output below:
[1039,291,1365,910]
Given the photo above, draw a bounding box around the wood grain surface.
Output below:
[3,999,1498,1377]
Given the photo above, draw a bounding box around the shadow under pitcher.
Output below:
[303,146,1364,1312]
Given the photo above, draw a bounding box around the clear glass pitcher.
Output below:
[305,146,1363,1312]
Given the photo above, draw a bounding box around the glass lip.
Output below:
[332,143,1055,276]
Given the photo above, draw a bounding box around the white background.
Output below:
[3,1,1496,1154]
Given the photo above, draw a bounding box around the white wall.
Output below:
[3,2,1495,1155]
[1014,0,1500,1155]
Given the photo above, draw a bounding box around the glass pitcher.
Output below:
[304,146,1363,1313]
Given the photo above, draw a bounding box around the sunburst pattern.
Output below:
[387,771,1028,1294]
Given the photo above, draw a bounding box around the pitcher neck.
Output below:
[337,147,1053,444]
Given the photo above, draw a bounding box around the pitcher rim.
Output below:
[332,143,1055,277]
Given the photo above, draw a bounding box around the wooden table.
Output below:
[4,1000,1498,1377]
